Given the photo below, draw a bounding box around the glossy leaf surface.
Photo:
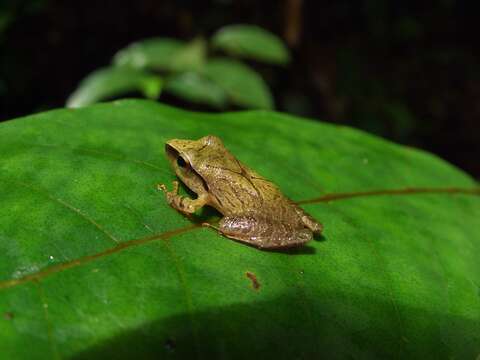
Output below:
[0,100,478,359]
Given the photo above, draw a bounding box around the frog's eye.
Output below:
[177,156,188,168]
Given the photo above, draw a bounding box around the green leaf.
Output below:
[203,58,274,109]
[166,37,207,72]
[113,38,185,70]
[0,100,479,359]
[66,67,162,108]
[113,37,206,72]
[164,71,228,109]
[212,24,290,65]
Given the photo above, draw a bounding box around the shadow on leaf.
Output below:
[71,292,479,360]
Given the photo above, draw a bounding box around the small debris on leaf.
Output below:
[245,271,260,290]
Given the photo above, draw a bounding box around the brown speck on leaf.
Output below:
[3,312,14,320]
[245,271,260,290]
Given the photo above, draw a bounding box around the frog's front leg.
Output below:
[217,215,312,249]
[158,181,208,214]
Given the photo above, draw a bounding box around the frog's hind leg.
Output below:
[290,202,323,235]
[300,213,323,235]
[218,215,312,249]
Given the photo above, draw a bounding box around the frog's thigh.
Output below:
[219,215,312,249]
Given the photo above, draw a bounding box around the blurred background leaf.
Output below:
[163,71,228,109]
[72,29,274,110]
[113,38,187,71]
[211,24,290,65]
[203,58,274,110]
[164,37,207,73]
[66,67,162,108]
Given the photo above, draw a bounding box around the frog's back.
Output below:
[198,156,305,226]
[206,171,297,220]
[249,177,305,223]
[210,166,300,224]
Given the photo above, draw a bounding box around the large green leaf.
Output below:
[0,100,479,359]
[212,24,290,65]
[66,67,162,108]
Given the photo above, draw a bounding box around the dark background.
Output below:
[1,0,479,178]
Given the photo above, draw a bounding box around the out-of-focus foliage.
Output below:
[203,58,274,109]
[66,67,162,108]
[0,0,48,99]
[67,25,290,110]
[211,24,290,65]
[115,37,207,73]
[163,72,228,109]
[0,0,46,39]
[113,38,188,71]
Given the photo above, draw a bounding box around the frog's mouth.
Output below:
[165,144,209,194]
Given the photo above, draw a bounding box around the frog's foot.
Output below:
[300,214,323,235]
[291,203,323,235]
[157,180,179,194]
[218,215,312,249]
[202,222,220,231]
[159,182,208,215]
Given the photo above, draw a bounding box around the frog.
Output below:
[158,135,323,249]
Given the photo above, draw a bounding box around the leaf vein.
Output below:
[0,225,199,291]
[35,281,60,360]
[1,186,477,292]
[8,179,120,245]
[297,186,480,205]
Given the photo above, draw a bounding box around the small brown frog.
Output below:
[158,135,322,249]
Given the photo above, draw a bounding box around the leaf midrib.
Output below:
[0,225,199,290]
[0,186,478,292]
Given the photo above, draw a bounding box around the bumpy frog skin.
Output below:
[158,135,323,249]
